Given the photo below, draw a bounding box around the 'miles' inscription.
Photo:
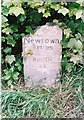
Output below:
[22,23,62,87]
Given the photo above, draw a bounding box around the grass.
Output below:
[1,65,84,118]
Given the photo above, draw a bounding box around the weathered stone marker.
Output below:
[22,23,62,87]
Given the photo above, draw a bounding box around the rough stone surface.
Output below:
[22,23,62,87]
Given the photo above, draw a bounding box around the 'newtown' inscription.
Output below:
[24,38,59,44]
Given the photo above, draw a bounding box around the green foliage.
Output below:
[26,26,34,34]
[5,55,15,65]
[9,6,25,16]
[1,1,83,87]
[2,56,23,88]
[58,7,69,16]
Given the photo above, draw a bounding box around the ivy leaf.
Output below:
[53,19,62,26]
[21,33,25,37]
[77,22,84,33]
[5,55,15,65]
[10,25,18,32]
[68,38,76,48]
[70,55,79,64]
[17,65,22,71]
[4,73,11,80]
[7,80,12,86]
[66,63,73,72]
[2,22,9,29]
[7,39,16,47]
[64,28,71,38]
[9,6,25,16]
[43,12,51,18]
[13,33,21,39]
[38,7,45,13]
[3,69,13,80]
[75,33,82,40]
[29,2,43,8]
[75,40,83,50]
[2,27,13,35]
[2,15,8,23]
[2,36,6,42]
[68,38,83,50]
[76,10,82,19]
[15,62,22,71]
[12,72,19,80]
[58,7,69,16]
[18,15,26,22]
[68,20,77,32]
[70,54,82,64]
[7,35,16,47]
[4,47,12,54]
[26,26,34,34]
[2,6,9,16]
[53,19,59,24]
[51,4,60,11]
[2,0,12,7]
[76,0,84,5]
[3,70,12,80]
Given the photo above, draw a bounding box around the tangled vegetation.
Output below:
[1,0,84,118]
[1,71,83,118]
